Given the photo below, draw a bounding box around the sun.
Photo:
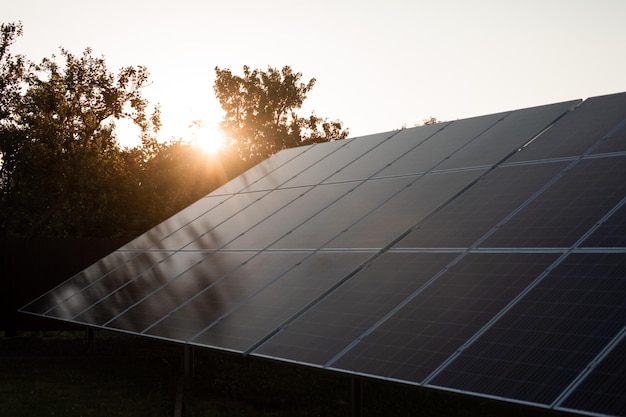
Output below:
[188,119,227,155]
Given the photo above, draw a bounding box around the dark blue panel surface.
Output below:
[509,92,626,162]
[480,155,626,248]
[190,251,372,353]
[396,162,568,249]
[580,202,626,248]
[430,253,626,406]
[436,100,579,170]
[559,336,626,417]
[271,177,416,250]
[280,132,395,188]
[323,124,449,183]
[330,253,558,383]
[328,169,485,249]
[106,251,256,334]
[373,112,508,178]
[254,252,456,366]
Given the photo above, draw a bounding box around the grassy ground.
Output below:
[0,331,574,417]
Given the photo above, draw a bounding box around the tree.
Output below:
[214,65,348,163]
[0,30,161,237]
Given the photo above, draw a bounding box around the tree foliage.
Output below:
[214,65,348,163]
[0,23,201,238]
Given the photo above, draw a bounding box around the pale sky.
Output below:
[4,0,626,148]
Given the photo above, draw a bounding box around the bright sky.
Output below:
[5,0,626,149]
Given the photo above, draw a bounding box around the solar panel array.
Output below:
[21,92,626,417]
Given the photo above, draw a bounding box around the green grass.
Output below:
[0,331,575,417]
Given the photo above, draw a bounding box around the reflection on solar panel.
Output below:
[21,92,626,416]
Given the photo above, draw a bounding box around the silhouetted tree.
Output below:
[214,65,348,163]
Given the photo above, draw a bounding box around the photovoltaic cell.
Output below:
[395,161,568,249]
[105,251,257,334]
[43,251,172,320]
[190,251,372,353]
[222,182,356,250]
[480,155,626,248]
[184,187,309,250]
[142,251,312,341]
[580,201,626,248]
[270,176,416,250]
[373,112,508,178]
[508,92,626,162]
[279,132,396,188]
[244,139,352,192]
[322,123,450,183]
[330,253,558,383]
[430,253,626,406]
[254,252,457,366]
[21,250,139,314]
[326,169,485,249]
[435,100,579,170]
[558,336,626,416]
[210,144,312,195]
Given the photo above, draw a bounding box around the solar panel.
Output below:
[557,333,626,416]
[508,92,626,162]
[434,99,579,170]
[20,92,626,417]
[429,253,626,407]
[395,161,569,249]
[328,253,559,383]
[373,111,509,178]
[480,155,626,248]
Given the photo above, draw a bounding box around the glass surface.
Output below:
[329,169,485,249]
[280,132,396,188]
[245,139,353,192]
[430,253,626,406]
[253,252,457,365]
[330,253,558,383]
[190,251,373,352]
[374,112,508,178]
[153,190,269,250]
[21,250,138,314]
[436,100,579,170]
[323,124,449,183]
[144,251,313,341]
[580,203,626,247]
[223,182,356,250]
[210,145,312,195]
[73,252,208,325]
[591,120,626,154]
[396,162,568,249]
[44,251,171,320]
[480,155,626,248]
[559,336,626,416]
[106,251,257,334]
[270,176,416,250]
[121,195,232,250]
[185,187,311,250]
[509,92,626,162]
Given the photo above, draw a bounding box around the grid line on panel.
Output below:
[552,325,626,410]
[374,113,510,181]
[324,251,468,368]
[72,251,206,324]
[242,250,380,355]
[140,250,309,338]
[421,250,572,386]
[40,251,171,316]
[324,123,452,184]
[423,187,626,385]
[18,251,140,315]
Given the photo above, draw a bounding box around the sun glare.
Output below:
[188,119,227,155]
